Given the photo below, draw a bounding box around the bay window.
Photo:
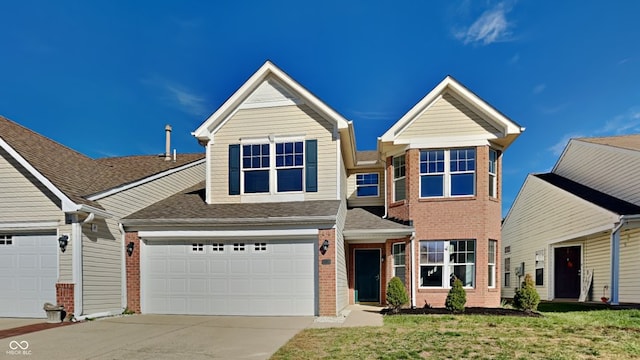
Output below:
[420,240,475,288]
[393,155,406,201]
[489,149,497,198]
[392,243,406,284]
[420,148,476,197]
[488,240,497,288]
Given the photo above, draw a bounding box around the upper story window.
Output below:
[393,155,406,202]
[489,149,498,198]
[243,144,270,193]
[420,148,475,198]
[275,142,304,192]
[356,173,379,197]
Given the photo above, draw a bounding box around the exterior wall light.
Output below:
[126,242,135,257]
[58,235,68,253]
[320,239,330,255]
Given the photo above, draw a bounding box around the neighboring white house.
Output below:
[502,135,640,304]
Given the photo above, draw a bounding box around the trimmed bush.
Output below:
[445,277,467,313]
[514,273,540,312]
[386,277,409,313]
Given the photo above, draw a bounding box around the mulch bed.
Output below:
[381,307,542,317]
[0,321,78,340]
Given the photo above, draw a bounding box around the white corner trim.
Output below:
[0,137,77,212]
[72,220,83,317]
[87,159,206,201]
[138,228,320,240]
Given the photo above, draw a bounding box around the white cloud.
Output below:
[509,53,520,64]
[548,133,585,156]
[532,84,546,94]
[142,76,209,116]
[455,2,514,45]
[349,110,394,121]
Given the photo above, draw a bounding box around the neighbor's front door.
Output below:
[355,249,380,303]
[554,246,581,299]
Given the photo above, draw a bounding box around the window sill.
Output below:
[389,200,406,208]
[418,196,476,202]
[418,288,476,293]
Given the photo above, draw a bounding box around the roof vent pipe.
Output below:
[164,124,172,161]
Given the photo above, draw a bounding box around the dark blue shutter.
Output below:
[305,139,318,192]
[228,144,240,195]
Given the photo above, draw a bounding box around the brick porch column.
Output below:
[125,231,141,313]
[318,229,336,316]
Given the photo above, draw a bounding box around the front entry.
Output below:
[554,246,581,299]
[354,249,380,303]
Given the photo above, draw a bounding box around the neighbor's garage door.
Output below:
[142,239,316,316]
[0,234,58,318]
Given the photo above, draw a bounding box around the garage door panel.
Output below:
[0,235,57,318]
[143,239,315,316]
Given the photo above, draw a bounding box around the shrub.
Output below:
[445,277,467,313]
[386,277,409,313]
[513,273,540,312]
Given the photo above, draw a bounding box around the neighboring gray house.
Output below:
[502,135,640,304]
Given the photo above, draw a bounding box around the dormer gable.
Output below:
[380,76,524,150]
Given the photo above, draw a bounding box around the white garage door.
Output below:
[0,234,58,318]
[142,239,316,316]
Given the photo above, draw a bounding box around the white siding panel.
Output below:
[397,93,501,141]
[98,163,205,218]
[619,228,640,302]
[555,141,640,206]
[211,105,337,203]
[347,169,385,208]
[502,175,616,299]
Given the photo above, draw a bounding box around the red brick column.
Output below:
[56,283,74,315]
[125,232,141,313]
[318,229,336,316]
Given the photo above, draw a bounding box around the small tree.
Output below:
[386,277,409,313]
[445,277,467,313]
[513,273,540,312]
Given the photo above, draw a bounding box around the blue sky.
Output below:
[1,1,639,215]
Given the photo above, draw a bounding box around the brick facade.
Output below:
[55,283,74,315]
[125,231,141,313]
[318,229,337,316]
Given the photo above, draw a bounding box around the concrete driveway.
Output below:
[1,315,314,359]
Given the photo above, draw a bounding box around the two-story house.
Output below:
[122,61,523,316]
[0,60,522,319]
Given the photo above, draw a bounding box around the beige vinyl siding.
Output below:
[347,168,385,207]
[335,158,348,313]
[555,140,640,206]
[98,163,205,218]
[619,228,640,302]
[0,150,63,221]
[58,223,73,283]
[397,93,501,141]
[211,105,337,203]
[82,218,122,314]
[502,175,617,299]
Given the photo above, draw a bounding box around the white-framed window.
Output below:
[392,243,406,284]
[356,173,379,197]
[393,155,406,202]
[420,148,475,197]
[192,243,204,253]
[488,240,497,288]
[233,243,246,252]
[504,257,511,287]
[212,243,224,252]
[0,235,12,245]
[254,242,267,252]
[489,149,498,198]
[241,140,304,194]
[535,249,545,286]
[420,240,475,288]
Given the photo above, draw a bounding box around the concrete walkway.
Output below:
[311,304,384,328]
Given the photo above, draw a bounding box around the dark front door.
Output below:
[355,250,380,302]
[554,246,581,298]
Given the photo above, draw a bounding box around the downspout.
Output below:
[410,231,416,308]
[118,223,127,310]
[383,162,388,218]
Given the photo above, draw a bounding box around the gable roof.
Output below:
[380,76,524,149]
[0,115,204,210]
[192,61,350,140]
[576,134,640,152]
[535,173,640,216]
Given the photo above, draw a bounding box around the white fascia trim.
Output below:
[544,223,614,246]
[0,221,59,231]
[86,159,206,201]
[239,98,303,110]
[344,229,414,240]
[0,136,77,212]
[138,228,319,240]
[75,205,113,219]
[395,136,493,149]
[193,61,349,139]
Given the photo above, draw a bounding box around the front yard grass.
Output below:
[271,308,640,359]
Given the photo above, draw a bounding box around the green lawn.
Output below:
[272,308,640,359]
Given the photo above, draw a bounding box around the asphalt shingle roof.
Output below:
[0,115,204,207]
[344,207,414,231]
[124,182,341,224]
[535,173,640,216]
[577,134,640,152]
